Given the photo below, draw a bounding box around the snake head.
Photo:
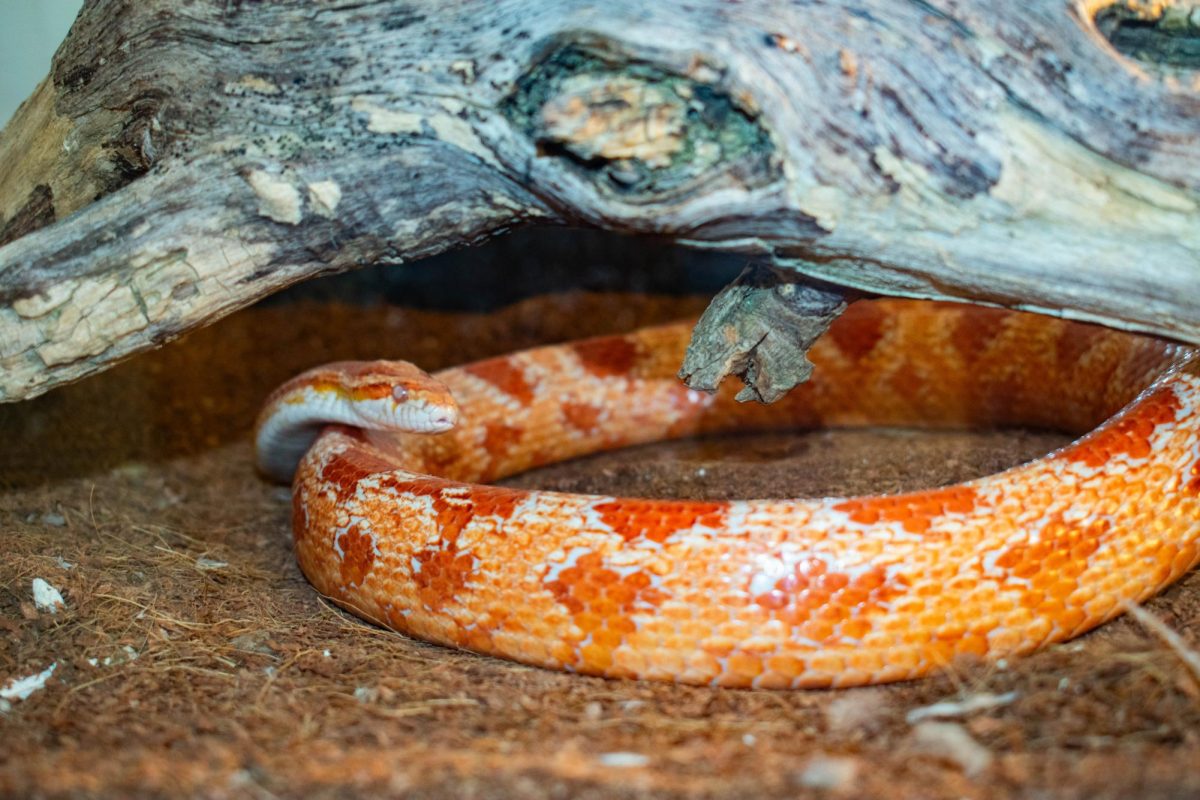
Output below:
[254,359,459,483]
[334,360,459,433]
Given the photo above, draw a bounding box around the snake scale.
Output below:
[255,300,1200,688]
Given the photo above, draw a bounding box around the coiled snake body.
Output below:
[255,300,1200,688]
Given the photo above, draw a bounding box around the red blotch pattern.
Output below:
[319,438,400,504]
[337,523,376,587]
[544,551,666,672]
[1055,321,1101,373]
[483,422,523,458]
[571,336,639,377]
[755,561,907,643]
[1059,386,1181,468]
[593,499,728,543]
[379,479,524,612]
[953,305,1010,362]
[828,301,886,361]
[466,358,536,405]
[562,401,603,434]
[834,487,977,533]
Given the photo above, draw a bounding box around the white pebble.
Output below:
[797,755,860,790]
[910,721,993,776]
[1,663,57,705]
[31,578,65,613]
[598,752,649,768]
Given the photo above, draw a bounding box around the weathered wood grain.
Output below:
[0,0,1196,401]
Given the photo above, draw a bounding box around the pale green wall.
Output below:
[0,1,84,127]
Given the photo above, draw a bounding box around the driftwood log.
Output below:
[0,0,1196,402]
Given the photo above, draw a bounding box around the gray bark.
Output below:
[0,0,1197,401]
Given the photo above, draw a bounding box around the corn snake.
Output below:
[255,299,1200,688]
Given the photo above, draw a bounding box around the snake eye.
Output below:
[392,385,409,402]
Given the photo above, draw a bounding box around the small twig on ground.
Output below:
[1122,600,1200,689]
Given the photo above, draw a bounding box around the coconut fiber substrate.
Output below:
[2,285,1200,799]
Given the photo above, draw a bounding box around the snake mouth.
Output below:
[426,410,458,432]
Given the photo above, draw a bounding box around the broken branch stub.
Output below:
[680,266,853,403]
[0,0,1197,401]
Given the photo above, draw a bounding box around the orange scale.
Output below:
[580,643,614,672]
[1029,568,1067,593]
[588,567,620,586]
[954,633,991,657]
[795,587,831,609]
[834,588,871,610]
[1010,559,1042,580]
[860,630,898,650]
[931,615,967,638]
[555,566,583,586]
[573,611,604,633]
[577,551,606,570]
[876,615,913,635]
[898,624,934,646]
[463,626,495,652]
[678,660,721,686]
[738,636,781,655]
[625,570,653,590]
[602,614,634,636]
[797,619,836,643]
[773,606,810,629]
[675,618,715,641]
[817,572,851,592]
[916,608,952,632]
[766,653,807,678]
[984,623,1022,657]
[843,648,886,676]
[604,582,637,605]
[1033,593,1067,617]
[754,671,796,690]
[912,581,946,598]
[727,652,765,680]
[591,598,621,619]
[714,619,753,640]
[1022,615,1055,647]
[1040,550,1069,572]
[813,602,853,625]
[1171,542,1199,574]
[700,636,738,656]
[1096,571,1132,595]
[1048,578,1082,601]
[591,627,625,651]
[837,617,873,642]
[923,639,957,667]
[888,596,927,617]
[806,652,847,675]
[755,590,789,610]
[1058,607,1088,635]
[611,645,648,676]
[642,651,688,683]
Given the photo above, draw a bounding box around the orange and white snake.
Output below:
[255,300,1200,688]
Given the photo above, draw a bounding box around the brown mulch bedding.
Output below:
[2,291,1199,799]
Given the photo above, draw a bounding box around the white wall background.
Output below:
[0,1,84,127]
